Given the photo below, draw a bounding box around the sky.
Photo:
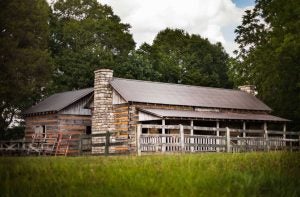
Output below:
[100,0,255,56]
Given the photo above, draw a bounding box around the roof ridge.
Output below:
[112,77,242,93]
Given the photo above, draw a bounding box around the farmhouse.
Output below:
[23,69,290,154]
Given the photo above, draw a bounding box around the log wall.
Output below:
[24,114,91,140]
[24,114,59,140]
[58,115,91,133]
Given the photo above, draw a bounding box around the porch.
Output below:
[137,123,300,155]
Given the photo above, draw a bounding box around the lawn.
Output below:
[0,152,299,197]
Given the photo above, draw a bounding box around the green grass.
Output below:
[0,152,300,197]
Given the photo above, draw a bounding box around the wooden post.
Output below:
[264,122,269,151]
[190,120,194,152]
[180,124,185,152]
[137,124,142,156]
[162,119,166,152]
[79,134,82,156]
[216,121,220,152]
[226,127,231,153]
[105,131,110,155]
[298,134,300,151]
[243,122,246,138]
[283,123,286,147]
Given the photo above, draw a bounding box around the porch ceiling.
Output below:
[139,108,289,122]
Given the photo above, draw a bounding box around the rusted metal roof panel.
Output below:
[110,78,271,111]
[139,108,289,122]
[23,88,93,115]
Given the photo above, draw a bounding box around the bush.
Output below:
[0,126,25,140]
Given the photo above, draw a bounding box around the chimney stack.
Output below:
[92,69,114,136]
[238,85,257,96]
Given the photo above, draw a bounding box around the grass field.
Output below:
[0,152,300,197]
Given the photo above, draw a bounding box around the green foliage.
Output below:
[50,0,135,92]
[0,0,52,131]
[0,126,25,140]
[231,0,300,128]
[147,28,232,87]
[0,152,300,196]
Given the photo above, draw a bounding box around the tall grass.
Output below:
[0,152,299,197]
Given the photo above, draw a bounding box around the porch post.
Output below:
[226,127,231,153]
[190,120,194,152]
[264,122,269,151]
[180,124,185,152]
[216,121,220,152]
[137,124,142,156]
[243,121,246,137]
[283,123,286,147]
[162,119,166,152]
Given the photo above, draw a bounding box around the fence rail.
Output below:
[0,131,130,156]
[1,124,299,156]
[137,124,300,155]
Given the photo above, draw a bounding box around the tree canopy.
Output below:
[121,28,232,88]
[49,0,135,92]
[231,0,300,128]
[0,0,52,131]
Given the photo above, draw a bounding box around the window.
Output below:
[34,125,46,137]
[86,126,91,135]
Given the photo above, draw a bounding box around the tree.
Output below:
[0,0,52,131]
[147,28,231,88]
[232,0,300,128]
[49,0,135,92]
[115,43,161,81]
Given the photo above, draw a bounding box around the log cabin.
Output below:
[23,69,290,154]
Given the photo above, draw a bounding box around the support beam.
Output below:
[264,122,269,151]
[162,119,166,152]
[243,122,246,138]
[226,127,231,153]
[216,121,220,152]
[180,124,185,152]
[283,123,286,139]
[283,123,286,147]
[137,124,142,156]
[162,119,166,134]
[190,120,194,135]
[190,120,194,152]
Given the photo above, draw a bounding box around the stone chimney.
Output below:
[92,69,114,135]
[238,85,257,96]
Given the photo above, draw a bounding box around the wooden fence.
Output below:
[137,124,300,155]
[0,131,129,156]
[80,131,129,155]
[1,125,299,156]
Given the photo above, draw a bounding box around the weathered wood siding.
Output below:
[24,114,59,139]
[58,115,91,133]
[112,90,127,104]
[59,95,91,115]
[25,114,91,140]
[113,103,129,133]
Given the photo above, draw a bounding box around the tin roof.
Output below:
[110,78,272,111]
[139,108,289,122]
[23,88,93,115]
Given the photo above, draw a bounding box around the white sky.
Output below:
[100,0,253,56]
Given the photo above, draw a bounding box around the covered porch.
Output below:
[136,108,299,154]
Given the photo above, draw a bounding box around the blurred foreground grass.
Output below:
[0,152,299,197]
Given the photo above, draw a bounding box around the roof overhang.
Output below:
[138,108,290,122]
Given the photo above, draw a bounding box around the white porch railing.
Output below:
[137,124,300,155]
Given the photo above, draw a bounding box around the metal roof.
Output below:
[110,78,272,111]
[23,88,93,115]
[139,108,289,122]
